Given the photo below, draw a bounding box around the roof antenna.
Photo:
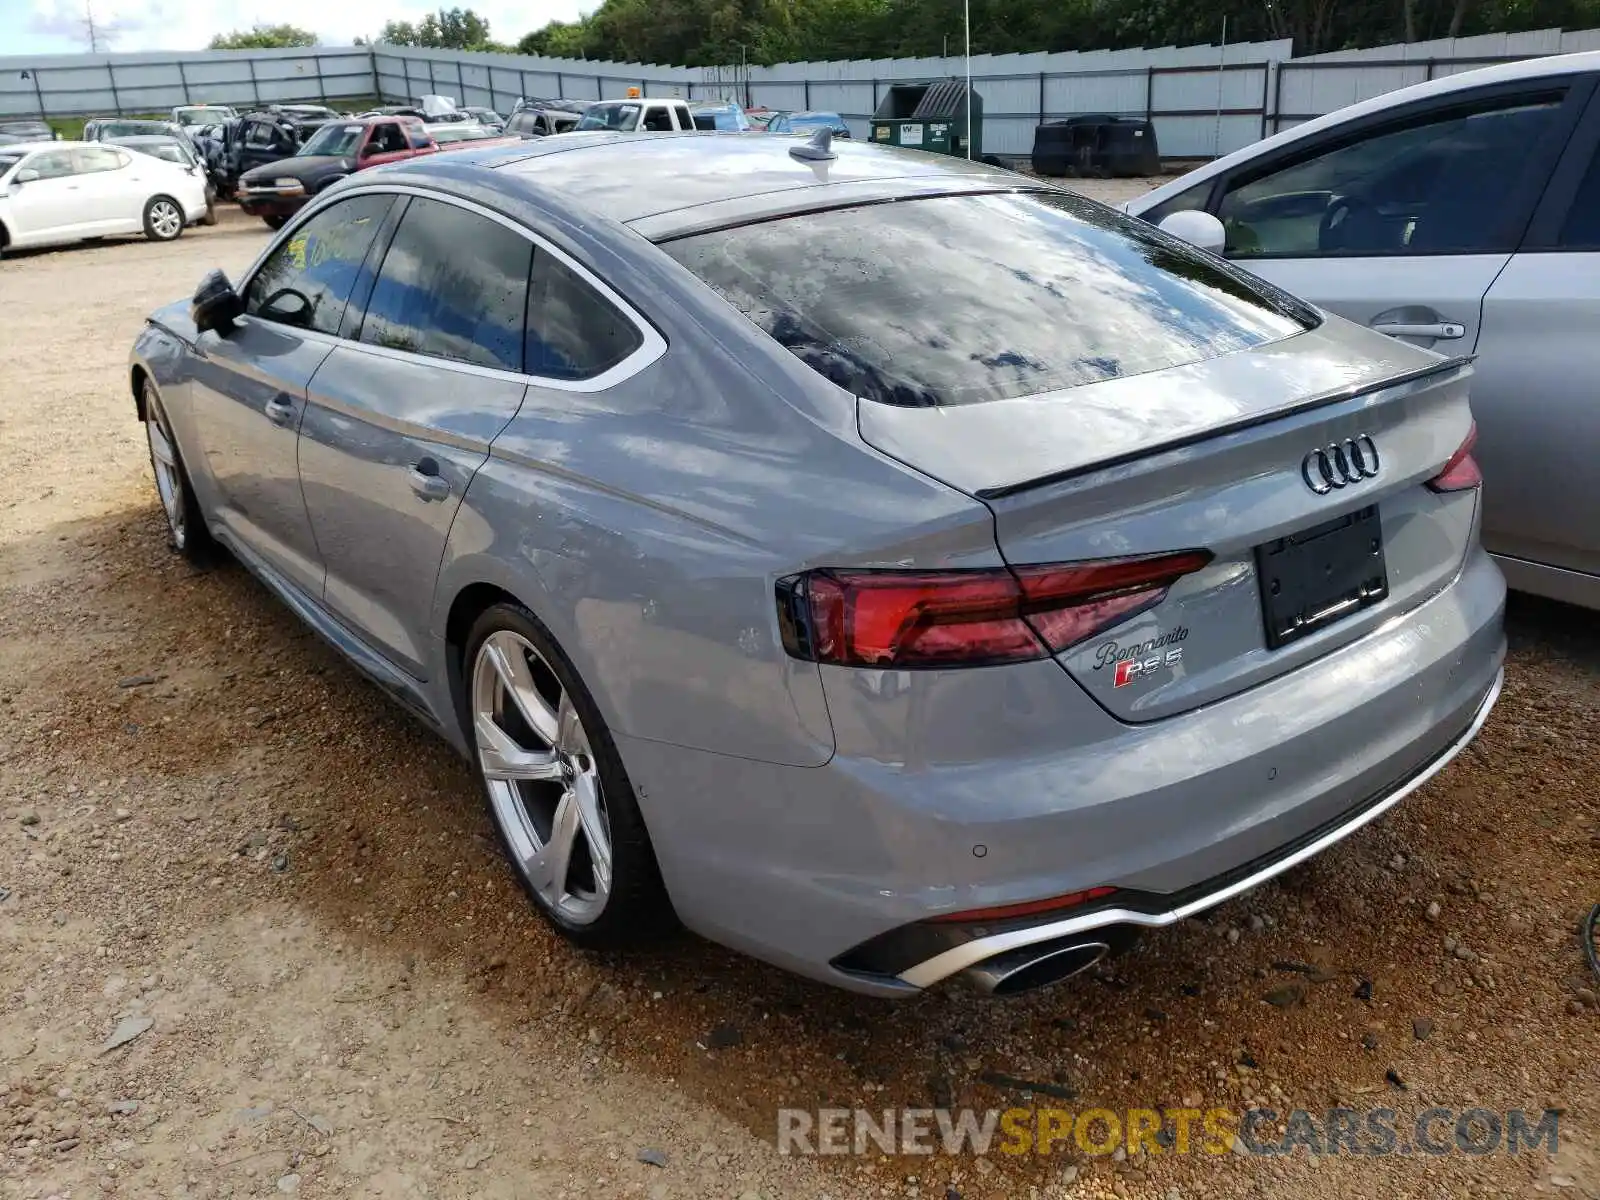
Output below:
[963,0,972,159]
[789,125,836,162]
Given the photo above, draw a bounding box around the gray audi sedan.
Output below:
[130,133,1505,996]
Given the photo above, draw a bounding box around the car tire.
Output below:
[141,381,218,564]
[142,195,185,242]
[461,601,676,950]
[262,215,287,230]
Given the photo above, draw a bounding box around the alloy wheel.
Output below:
[150,201,182,239]
[472,629,613,925]
[144,407,186,548]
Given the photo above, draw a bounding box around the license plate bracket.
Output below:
[1255,505,1388,650]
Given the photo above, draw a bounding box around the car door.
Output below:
[295,193,534,678]
[1468,93,1600,591]
[1203,79,1593,357]
[71,144,143,234]
[5,147,91,241]
[185,193,397,597]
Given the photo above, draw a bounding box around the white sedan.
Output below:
[0,140,210,256]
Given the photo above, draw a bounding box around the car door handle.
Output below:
[264,397,296,427]
[1370,321,1466,340]
[408,459,450,502]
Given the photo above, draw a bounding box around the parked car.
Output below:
[235,116,520,227]
[129,134,1503,996]
[573,98,697,133]
[82,117,191,145]
[172,104,237,128]
[1129,50,1600,610]
[0,119,57,144]
[687,101,752,131]
[765,110,852,138]
[510,97,594,117]
[506,108,580,138]
[0,140,208,254]
[212,108,338,195]
[109,133,219,225]
[428,123,503,144]
[461,106,505,132]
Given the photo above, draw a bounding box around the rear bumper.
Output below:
[887,664,1501,988]
[620,549,1505,996]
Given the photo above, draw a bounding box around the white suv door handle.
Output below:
[1371,321,1465,340]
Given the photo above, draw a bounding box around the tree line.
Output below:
[211,0,1600,63]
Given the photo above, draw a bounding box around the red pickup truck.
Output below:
[236,115,522,226]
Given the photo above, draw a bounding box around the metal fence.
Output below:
[4,26,1598,159]
[0,47,376,120]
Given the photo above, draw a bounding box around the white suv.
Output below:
[572,98,697,134]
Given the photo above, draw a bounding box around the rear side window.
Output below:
[525,252,644,380]
[1558,144,1600,248]
[359,197,532,372]
[75,146,126,173]
[245,193,395,335]
[661,191,1310,407]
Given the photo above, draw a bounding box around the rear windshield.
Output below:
[661,190,1313,407]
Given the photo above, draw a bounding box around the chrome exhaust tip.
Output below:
[960,939,1110,996]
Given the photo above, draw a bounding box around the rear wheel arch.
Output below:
[445,582,524,706]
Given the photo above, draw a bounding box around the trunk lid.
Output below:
[857,321,1479,720]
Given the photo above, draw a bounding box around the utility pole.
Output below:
[82,1,110,52]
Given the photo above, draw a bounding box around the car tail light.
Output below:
[776,550,1211,668]
[926,885,1119,924]
[1427,422,1482,492]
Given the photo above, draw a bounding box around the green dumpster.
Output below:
[870,79,984,160]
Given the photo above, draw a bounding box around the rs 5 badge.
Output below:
[1113,649,1183,687]
[1094,627,1189,688]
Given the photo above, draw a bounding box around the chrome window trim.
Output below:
[237,182,666,393]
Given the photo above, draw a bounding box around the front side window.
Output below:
[662,190,1310,408]
[245,122,275,147]
[576,103,640,132]
[359,197,532,371]
[1218,94,1564,257]
[244,194,395,335]
[371,123,407,154]
[25,149,77,179]
[643,107,675,132]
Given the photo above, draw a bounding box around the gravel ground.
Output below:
[1,198,1596,1200]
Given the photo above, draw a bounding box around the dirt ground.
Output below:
[0,198,1596,1200]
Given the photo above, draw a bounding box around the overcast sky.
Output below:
[8,0,589,55]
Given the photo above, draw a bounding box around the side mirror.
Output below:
[13,168,39,184]
[1157,210,1227,255]
[192,268,244,334]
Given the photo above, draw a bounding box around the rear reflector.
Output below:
[1427,421,1482,493]
[776,550,1211,668]
[927,885,1119,924]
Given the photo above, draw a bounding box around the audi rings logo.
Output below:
[1302,435,1381,494]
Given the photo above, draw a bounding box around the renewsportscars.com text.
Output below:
[777,1106,1561,1158]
